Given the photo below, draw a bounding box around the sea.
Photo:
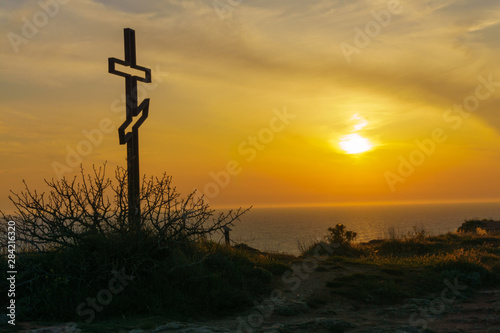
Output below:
[217,202,500,255]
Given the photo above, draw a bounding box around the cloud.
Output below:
[90,0,169,14]
[2,0,500,206]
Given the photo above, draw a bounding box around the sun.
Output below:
[338,133,373,154]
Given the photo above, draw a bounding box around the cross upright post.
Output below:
[108,28,152,234]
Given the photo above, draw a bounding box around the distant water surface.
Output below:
[217,202,500,255]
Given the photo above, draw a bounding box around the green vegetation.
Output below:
[0,165,291,330]
[300,223,363,256]
[312,222,500,304]
[2,170,500,332]
[0,237,288,323]
[457,218,499,233]
[326,223,358,246]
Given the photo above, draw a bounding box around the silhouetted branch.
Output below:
[1,164,249,252]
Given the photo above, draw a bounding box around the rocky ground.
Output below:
[19,258,500,333]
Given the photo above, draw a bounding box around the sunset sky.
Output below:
[2,0,500,210]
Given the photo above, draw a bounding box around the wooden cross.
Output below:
[108,28,151,233]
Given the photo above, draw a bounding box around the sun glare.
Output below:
[339,133,373,154]
[352,114,368,131]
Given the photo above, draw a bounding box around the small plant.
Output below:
[386,226,398,240]
[476,227,488,236]
[326,224,357,246]
[298,224,360,257]
[406,225,428,240]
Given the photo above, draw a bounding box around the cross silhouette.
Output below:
[108,28,151,144]
[108,28,152,233]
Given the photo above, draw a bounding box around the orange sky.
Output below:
[2,0,500,210]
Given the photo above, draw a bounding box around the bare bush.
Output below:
[0,164,248,252]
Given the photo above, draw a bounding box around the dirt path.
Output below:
[17,260,500,332]
[192,260,500,332]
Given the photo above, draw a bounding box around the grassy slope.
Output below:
[2,231,499,332]
[320,232,500,304]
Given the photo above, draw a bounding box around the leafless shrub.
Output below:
[0,164,248,252]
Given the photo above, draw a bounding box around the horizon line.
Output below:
[212,198,500,210]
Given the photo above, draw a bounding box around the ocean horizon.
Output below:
[220,201,500,255]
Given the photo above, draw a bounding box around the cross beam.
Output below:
[108,28,151,233]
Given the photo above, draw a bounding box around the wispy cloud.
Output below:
[2,0,500,206]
